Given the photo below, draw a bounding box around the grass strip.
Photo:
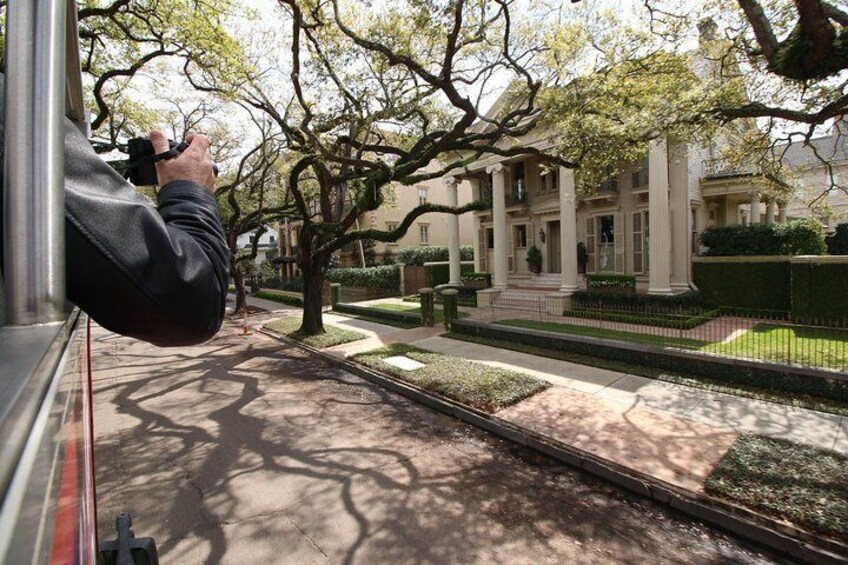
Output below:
[255,290,304,307]
[703,323,848,372]
[264,316,367,349]
[704,435,848,542]
[496,319,708,349]
[372,303,470,323]
[444,332,848,417]
[352,343,549,413]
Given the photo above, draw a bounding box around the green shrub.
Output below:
[461,272,491,289]
[565,308,720,329]
[790,260,848,321]
[700,219,825,256]
[254,290,303,307]
[586,274,636,291]
[397,246,473,266]
[261,277,304,292]
[526,245,542,274]
[423,262,474,287]
[693,260,791,312]
[826,223,848,255]
[573,290,710,310]
[325,265,400,289]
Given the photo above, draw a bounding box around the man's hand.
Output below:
[150,130,216,192]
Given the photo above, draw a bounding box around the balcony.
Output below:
[703,158,755,179]
[508,179,528,207]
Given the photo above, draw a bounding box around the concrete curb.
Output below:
[258,326,848,565]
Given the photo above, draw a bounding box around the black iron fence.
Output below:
[475,295,848,372]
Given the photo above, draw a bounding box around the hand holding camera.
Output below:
[124,130,217,192]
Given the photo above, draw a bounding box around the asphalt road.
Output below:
[92,314,784,564]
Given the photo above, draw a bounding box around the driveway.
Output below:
[92,314,777,564]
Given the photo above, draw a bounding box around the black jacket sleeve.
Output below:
[63,119,230,346]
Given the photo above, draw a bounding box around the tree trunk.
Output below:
[232,262,248,314]
[299,259,325,335]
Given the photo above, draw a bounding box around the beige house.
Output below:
[355,170,476,263]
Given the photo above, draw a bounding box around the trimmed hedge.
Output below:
[700,219,826,256]
[791,260,848,321]
[334,302,420,326]
[461,272,492,285]
[693,261,791,312]
[397,246,473,266]
[826,223,848,255]
[565,308,721,330]
[260,277,304,292]
[325,265,400,289]
[254,290,303,307]
[586,274,636,291]
[424,262,475,287]
[450,320,848,403]
[572,290,712,311]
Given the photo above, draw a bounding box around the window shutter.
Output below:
[477,228,487,272]
[507,226,515,273]
[586,217,596,274]
[527,221,535,247]
[614,212,624,273]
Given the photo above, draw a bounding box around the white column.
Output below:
[648,139,673,295]
[444,176,462,286]
[749,192,761,224]
[765,200,776,225]
[669,143,691,290]
[778,202,788,223]
[487,163,508,289]
[559,166,579,293]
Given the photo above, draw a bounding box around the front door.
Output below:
[548,220,561,273]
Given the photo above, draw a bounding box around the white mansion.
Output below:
[435,134,805,300]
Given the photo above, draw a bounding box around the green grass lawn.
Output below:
[703,323,848,371]
[496,319,708,349]
[263,316,367,349]
[445,332,848,417]
[704,435,848,542]
[372,302,470,323]
[497,319,848,372]
[352,343,549,412]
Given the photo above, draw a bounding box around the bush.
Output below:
[693,260,791,312]
[700,219,826,256]
[826,223,848,255]
[325,265,400,289]
[423,262,475,287]
[526,245,542,274]
[397,246,474,266]
[572,290,712,311]
[461,272,491,288]
[254,290,303,307]
[382,247,396,265]
[586,274,636,291]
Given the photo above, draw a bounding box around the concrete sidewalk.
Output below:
[309,310,847,494]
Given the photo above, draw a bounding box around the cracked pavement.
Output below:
[92,314,782,564]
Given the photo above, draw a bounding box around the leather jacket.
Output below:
[1,79,230,346]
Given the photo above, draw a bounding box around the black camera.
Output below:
[123,137,218,186]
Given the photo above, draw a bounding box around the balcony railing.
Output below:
[508,179,528,206]
[703,158,755,178]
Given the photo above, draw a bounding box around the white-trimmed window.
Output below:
[514,224,528,248]
[585,217,596,273]
[386,221,399,246]
[632,156,649,188]
[632,210,649,274]
[419,223,430,245]
[418,187,428,205]
[540,169,559,193]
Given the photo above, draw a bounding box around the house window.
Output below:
[599,166,618,192]
[486,228,495,249]
[514,224,528,248]
[632,156,649,188]
[270,235,276,243]
[418,187,427,205]
[540,168,559,193]
[691,209,698,256]
[585,217,596,273]
[419,223,429,245]
[386,222,399,245]
[512,162,526,203]
[632,210,649,274]
[597,215,616,272]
